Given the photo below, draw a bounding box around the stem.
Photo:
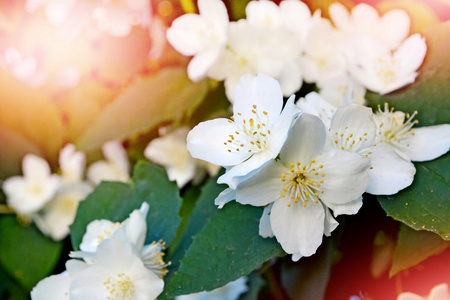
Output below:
[0,204,14,214]
[263,261,289,300]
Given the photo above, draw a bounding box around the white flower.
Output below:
[297,17,347,84]
[235,113,370,260]
[33,182,93,241]
[3,154,61,215]
[144,127,220,188]
[166,0,229,81]
[59,144,86,184]
[346,34,427,95]
[176,277,248,300]
[79,202,149,254]
[187,73,300,189]
[373,103,450,162]
[327,104,416,195]
[87,140,130,185]
[69,238,164,300]
[397,283,450,300]
[75,202,170,277]
[242,0,318,96]
[207,19,292,101]
[330,3,410,50]
[298,93,416,195]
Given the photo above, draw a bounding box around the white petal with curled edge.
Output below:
[187,118,250,167]
[323,205,339,235]
[401,124,450,162]
[271,197,325,258]
[259,203,274,238]
[322,196,363,218]
[365,145,416,195]
[214,187,236,209]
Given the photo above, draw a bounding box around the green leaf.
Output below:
[390,224,450,277]
[70,181,139,250]
[132,162,183,246]
[281,238,334,300]
[378,153,450,240]
[76,67,208,151]
[162,202,285,298]
[0,216,63,291]
[366,22,450,126]
[70,162,183,250]
[166,174,226,273]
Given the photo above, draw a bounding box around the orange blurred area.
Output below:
[0,0,188,178]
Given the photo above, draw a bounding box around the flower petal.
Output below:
[232,73,283,129]
[23,154,51,179]
[31,272,71,300]
[236,160,285,207]
[214,187,236,209]
[401,124,450,162]
[322,196,363,218]
[296,92,337,128]
[280,113,326,163]
[271,197,325,257]
[318,150,370,205]
[324,205,339,235]
[187,118,250,166]
[328,104,376,152]
[259,203,274,238]
[365,145,416,195]
[187,49,221,81]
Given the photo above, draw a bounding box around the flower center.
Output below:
[27,181,43,196]
[375,55,399,87]
[375,103,418,146]
[96,223,120,244]
[332,126,369,152]
[224,104,271,154]
[280,160,326,207]
[104,273,135,300]
[141,239,171,278]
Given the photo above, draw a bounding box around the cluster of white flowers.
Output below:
[167,0,427,102]
[31,202,169,300]
[2,140,130,240]
[187,72,450,261]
